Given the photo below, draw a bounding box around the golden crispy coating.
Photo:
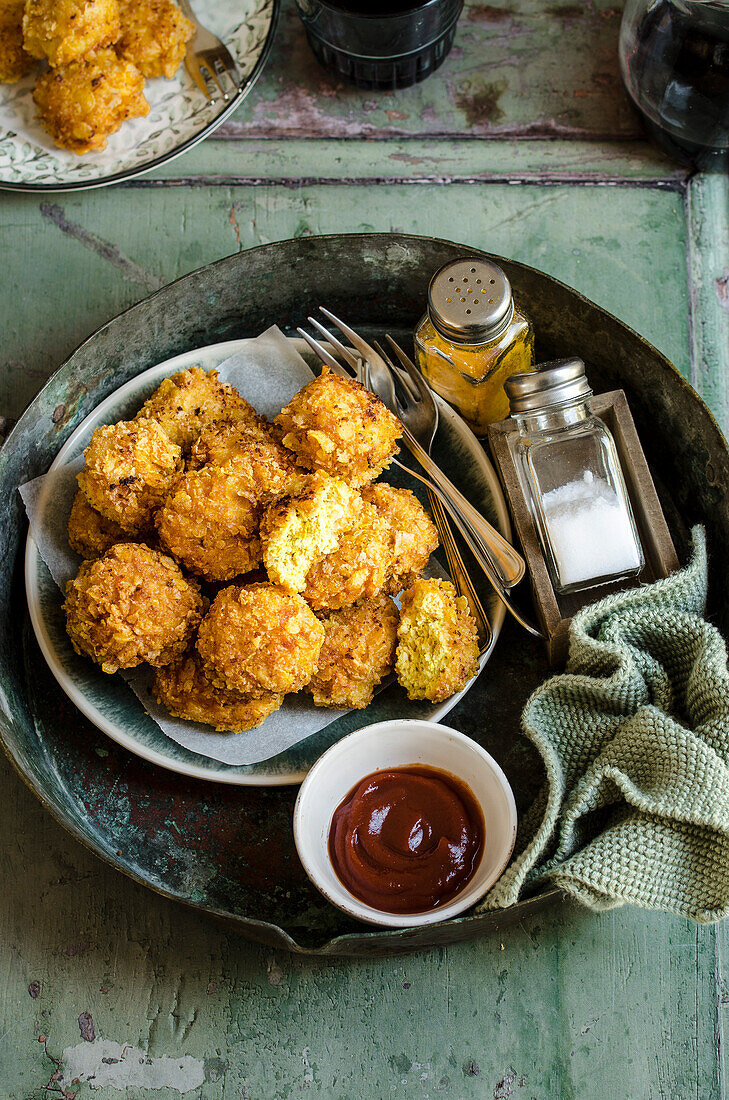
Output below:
[153,649,283,732]
[196,583,325,697]
[136,368,261,450]
[64,543,203,674]
[78,417,182,534]
[155,465,263,581]
[67,489,130,559]
[396,578,479,703]
[306,594,399,709]
[0,0,34,82]
[362,483,439,594]
[116,0,194,79]
[23,0,121,67]
[301,500,391,611]
[188,439,299,511]
[187,418,273,470]
[274,368,401,486]
[33,48,149,154]
[260,472,362,592]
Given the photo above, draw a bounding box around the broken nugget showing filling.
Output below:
[301,498,391,611]
[196,583,325,698]
[396,578,480,703]
[23,0,121,68]
[77,417,182,534]
[153,648,284,733]
[260,472,362,593]
[274,367,401,486]
[306,594,399,710]
[362,483,439,595]
[64,543,203,674]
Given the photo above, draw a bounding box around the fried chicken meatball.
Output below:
[78,417,182,534]
[187,417,273,470]
[396,578,479,703]
[155,465,263,582]
[33,48,149,154]
[153,649,283,732]
[64,543,203,674]
[187,438,299,509]
[197,584,325,698]
[67,489,129,559]
[116,0,194,79]
[136,367,261,451]
[362,483,439,594]
[274,368,401,486]
[23,0,120,68]
[306,594,399,709]
[301,499,391,611]
[260,472,362,592]
[0,0,34,83]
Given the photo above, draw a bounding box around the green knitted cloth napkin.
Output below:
[478,526,729,922]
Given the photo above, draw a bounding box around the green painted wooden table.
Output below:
[2,0,729,1095]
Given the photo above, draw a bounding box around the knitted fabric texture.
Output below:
[479,526,729,922]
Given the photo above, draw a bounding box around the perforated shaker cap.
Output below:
[427,258,514,344]
[504,358,592,415]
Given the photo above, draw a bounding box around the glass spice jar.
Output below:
[504,358,644,595]
[414,258,534,436]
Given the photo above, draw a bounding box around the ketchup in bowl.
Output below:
[328,764,484,914]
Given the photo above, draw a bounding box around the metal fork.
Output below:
[370,338,492,651]
[178,0,241,103]
[297,319,542,639]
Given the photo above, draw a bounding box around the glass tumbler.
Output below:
[619,0,729,171]
[294,0,464,91]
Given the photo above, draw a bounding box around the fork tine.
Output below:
[297,329,353,380]
[372,340,417,407]
[185,57,213,101]
[307,317,360,371]
[384,335,434,407]
[319,306,381,363]
[201,61,226,102]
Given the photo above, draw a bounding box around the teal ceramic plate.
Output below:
[24,338,509,786]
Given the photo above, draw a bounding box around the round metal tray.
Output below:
[1,233,726,955]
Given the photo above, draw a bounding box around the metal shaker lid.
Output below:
[427,258,514,344]
[505,358,592,414]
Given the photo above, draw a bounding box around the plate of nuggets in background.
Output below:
[25,339,509,784]
[0,0,276,190]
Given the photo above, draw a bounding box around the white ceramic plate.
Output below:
[24,337,509,785]
[0,0,277,192]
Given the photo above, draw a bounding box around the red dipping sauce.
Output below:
[328,765,484,914]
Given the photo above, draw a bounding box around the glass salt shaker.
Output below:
[414,258,534,436]
[504,358,644,595]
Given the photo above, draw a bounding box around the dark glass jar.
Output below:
[619,0,729,172]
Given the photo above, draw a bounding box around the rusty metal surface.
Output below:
[1,232,726,955]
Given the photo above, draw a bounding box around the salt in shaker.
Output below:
[504,358,644,595]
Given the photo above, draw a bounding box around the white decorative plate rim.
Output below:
[24,337,509,786]
[0,0,279,193]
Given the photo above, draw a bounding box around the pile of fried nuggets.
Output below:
[63,365,481,732]
[0,0,195,153]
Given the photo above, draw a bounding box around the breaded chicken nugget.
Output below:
[116,0,194,79]
[362,483,439,594]
[0,0,34,83]
[67,489,129,559]
[78,417,182,534]
[153,649,283,732]
[301,499,391,611]
[64,543,203,674]
[23,0,120,68]
[155,464,263,581]
[306,594,399,709]
[260,472,362,592]
[136,367,261,450]
[187,417,273,469]
[396,578,479,703]
[188,438,298,510]
[274,368,401,486]
[197,583,325,697]
[33,48,148,154]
